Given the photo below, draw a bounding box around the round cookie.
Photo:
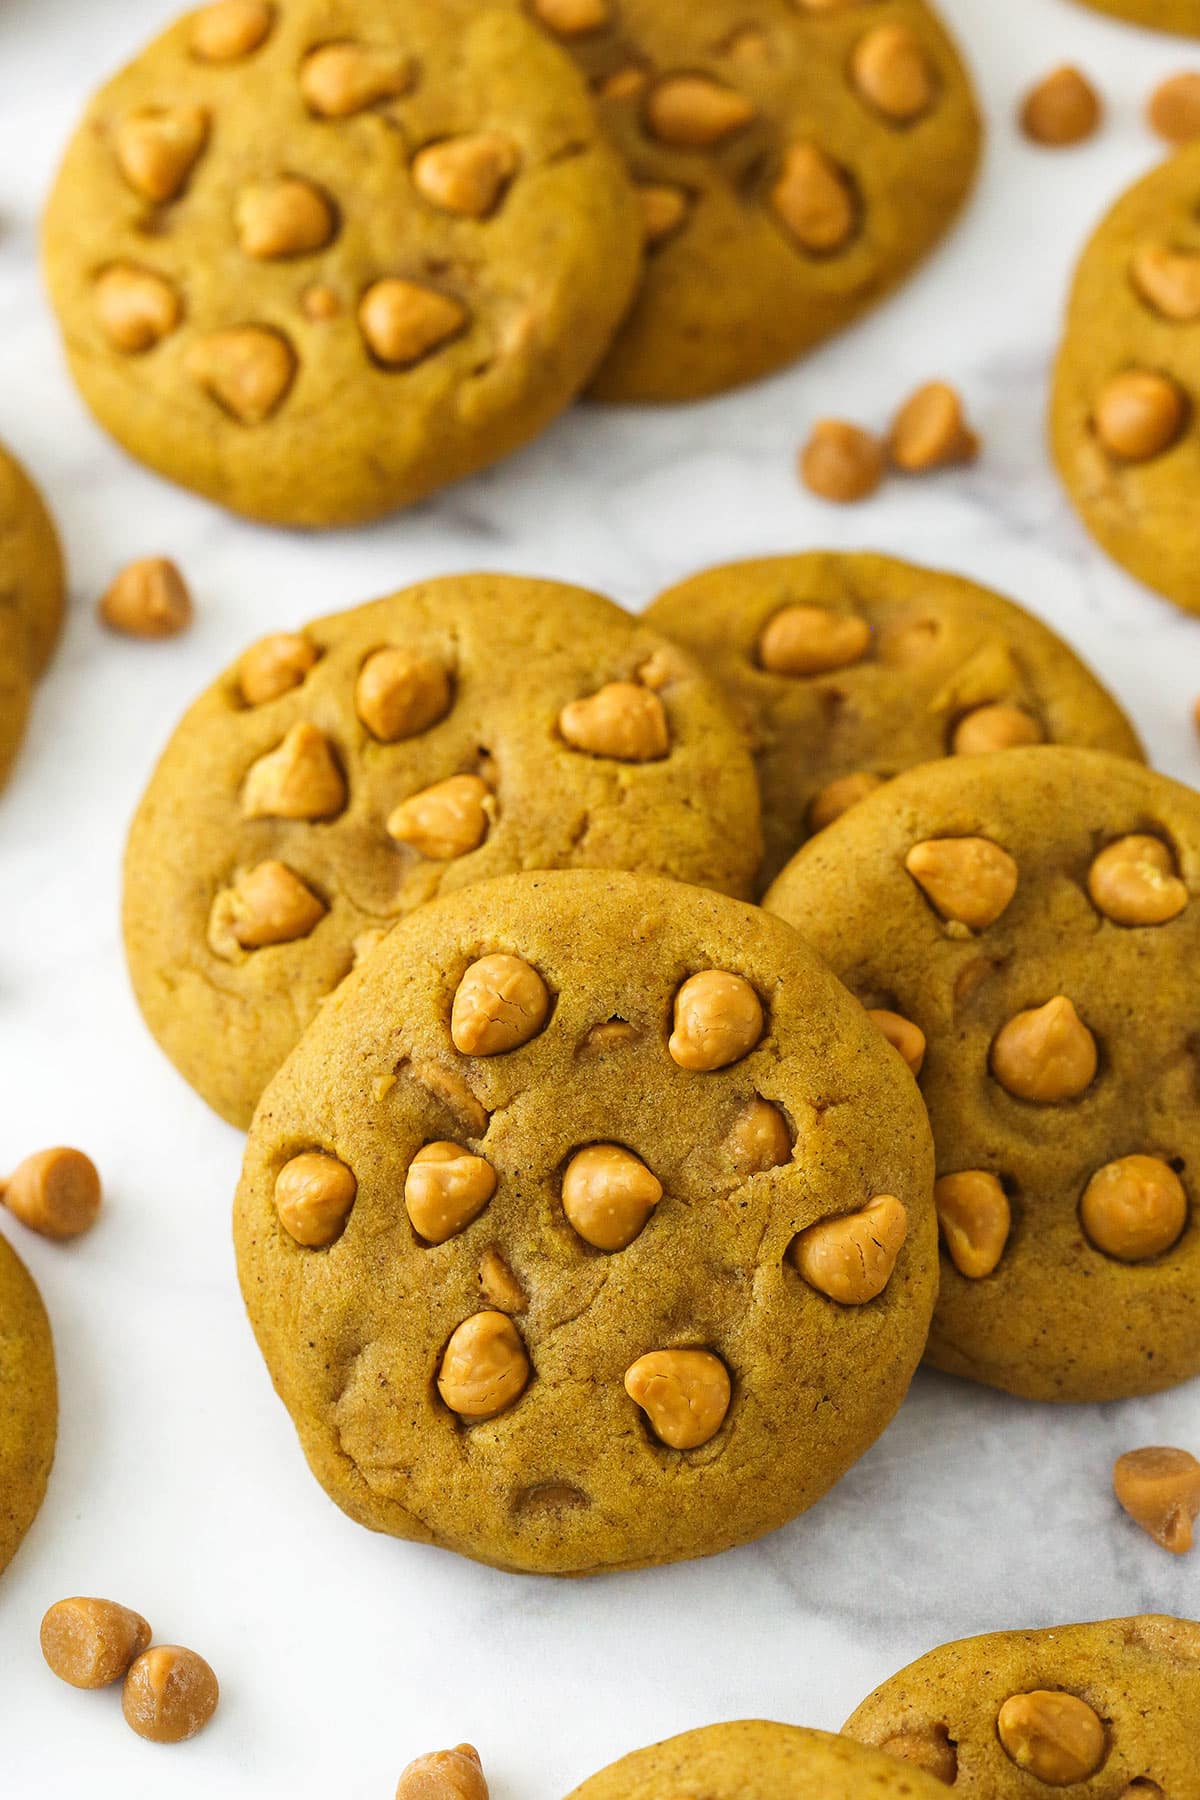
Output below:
[524,0,981,402]
[0,1232,57,1579]
[647,553,1143,893]
[1053,143,1200,616]
[1070,0,1200,34]
[765,748,1200,1403]
[42,0,641,527]
[565,1721,953,1798]
[0,443,65,791]
[845,1616,1200,1793]
[124,574,762,1128]
[233,869,937,1575]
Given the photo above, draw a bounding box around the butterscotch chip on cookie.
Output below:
[523,0,980,401]
[42,0,641,526]
[0,1232,57,1578]
[766,748,1200,1403]
[845,1616,1200,1794]
[233,870,936,1574]
[647,553,1141,891]
[0,442,65,792]
[565,1721,952,1798]
[123,575,762,1127]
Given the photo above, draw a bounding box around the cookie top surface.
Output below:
[845,1616,1200,1795]
[525,0,980,401]
[1070,0,1200,32]
[1052,144,1200,615]
[0,1232,57,1579]
[765,747,1200,1402]
[0,443,65,791]
[234,869,936,1575]
[124,574,762,1128]
[647,553,1143,892]
[565,1720,952,1798]
[42,0,641,527]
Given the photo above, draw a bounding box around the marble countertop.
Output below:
[2,0,1199,1793]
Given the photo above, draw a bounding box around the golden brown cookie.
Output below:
[0,1232,57,1579]
[647,553,1142,892]
[565,1720,953,1798]
[523,0,981,401]
[1070,0,1200,34]
[845,1616,1200,1793]
[42,0,641,526]
[0,442,65,792]
[124,574,762,1127]
[234,869,936,1575]
[765,748,1200,1403]
[1053,143,1200,615]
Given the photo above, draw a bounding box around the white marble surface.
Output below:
[2,0,1200,1792]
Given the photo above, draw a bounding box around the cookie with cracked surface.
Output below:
[565,1720,953,1797]
[766,747,1200,1402]
[233,869,936,1575]
[523,0,981,401]
[647,552,1142,891]
[1069,0,1200,33]
[0,443,65,792]
[42,0,641,526]
[845,1616,1200,1793]
[124,574,762,1128]
[1052,143,1200,614]
[0,1232,57,1579]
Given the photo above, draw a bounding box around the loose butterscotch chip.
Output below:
[218,861,326,951]
[99,556,193,639]
[1114,1445,1200,1552]
[235,176,336,260]
[478,1249,525,1313]
[1020,67,1102,146]
[880,1728,958,1783]
[387,774,491,861]
[355,647,451,742]
[395,1743,489,1800]
[299,42,413,117]
[726,1097,792,1177]
[996,1691,1105,1784]
[359,280,468,368]
[41,1597,151,1689]
[905,836,1018,931]
[405,1143,497,1244]
[122,1646,219,1744]
[934,1171,1011,1278]
[184,326,296,423]
[808,772,885,833]
[1094,370,1187,462]
[1088,834,1188,926]
[1080,1155,1187,1263]
[115,105,208,202]
[238,632,317,706]
[1131,245,1200,322]
[851,25,936,123]
[559,682,669,761]
[2,1148,102,1240]
[790,1195,908,1304]
[952,702,1043,755]
[645,75,756,148]
[889,381,978,472]
[759,605,871,677]
[94,265,181,353]
[990,996,1097,1103]
[413,134,518,218]
[275,1152,357,1247]
[799,421,885,503]
[1148,72,1200,145]
[638,184,690,248]
[770,143,856,252]
[191,0,273,62]
[241,721,346,820]
[624,1348,731,1449]
[868,1009,926,1076]
[561,1144,662,1251]
[669,970,763,1071]
[437,1312,530,1420]
[451,954,550,1056]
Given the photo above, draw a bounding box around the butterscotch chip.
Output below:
[94,265,181,353]
[235,177,336,260]
[184,326,296,424]
[413,135,519,219]
[41,1598,151,1689]
[241,721,346,820]
[952,702,1043,755]
[1131,245,1200,322]
[532,0,611,34]
[355,647,452,742]
[790,1195,908,1303]
[1080,1155,1187,1262]
[99,556,193,639]
[1020,66,1102,146]
[1088,834,1188,926]
[770,143,857,252]
[1148,72,1200,145]
[598,65,648,101]
[358,281,468,368]
[451,954,550,1056]
[726,1097,792,1176]
[808,772,885,834]
[879,1729,957,1782]
[395,1743,489,1800]
[638,184,690,248]
[669,970,763,1071]
[759,605,871,677]
[624,1348,731,1449]
[299,43,414,116]
[437,1311,530,1419]
[1114,1445,1200,1552]
[645,76,756,149]
[213,860,326,953]
[122,1646,219,1744]
[191,0,273,62]
[996,1691,1105,1783]
[868,1009,925,1076]
[561,1144,662,1250]
[275,1151,357,1247]
[238,632,317,705]
[559,683,669,761]
[851,25,936,123]
[115,104,208,201]
[799,420,885,503]
[300,283,341,322]
[1094,370,1187,463]
[889,381,978,472]
[990,996,1097,1103]
[934,1171,1010,1278]
[406,1143,497,1244]
[478,1249,525,1313]
[2,1148,102,1240]
[387,775,491,861]
[905,836,1018,930]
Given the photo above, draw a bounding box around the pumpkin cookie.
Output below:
[1070,0,1200,34]
[647,553,1142,892]
[846,1616,1200,1792]
[234,870,936,1574]
[42,0,641,527]
[766,748,1200,1403]
[566,1720,952,1798]
[0,1232,57,1578]
[525,0,981,401]
[1053,143,1200,615]
[0,443,65,792]
[124,574,762,1127]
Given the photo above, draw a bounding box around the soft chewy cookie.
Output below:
[0,1233,57,1578]
[124,574,762,1128]
[524,0,981,401]
[648,553,1142,892]
[0,443,65,792]
[766,747,1200,1403]
[1070,0,1200,34]
[1053,144,1200,615]
[565,1720,952,1798]
[42,0,641,526]
[846,1616,1200,1794]
[234,869,936,1574]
